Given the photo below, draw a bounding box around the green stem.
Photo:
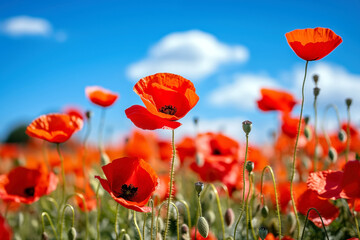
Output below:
[156,201,167,237]
[60,204,75,240]
[177,200,191,229]
[345,104,351,163]
[209,183,226,240]
[82,117,91,191]
[321,104,341,148]
[96,183,101,240]
[245,173,252,240]
[56,143,66,205]
[290,60,308,240]
[163,129,176,240]
[41,212,58,240]
[234,133,249,239]
[143,210,147,239]
[248,179,257,240]
[134,210,143,240]
[115,204,119,238]
[355,214,360,239]
[314,94,318,172]
[300,208,329,240]
[75,193,89,240]
[260,166,282,240]
[150,199,154,240]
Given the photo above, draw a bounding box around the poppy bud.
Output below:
[85,110,92,120]
[304,116,310,125]
[304,126,312,141]
[313,87,320,97]
[121,233,131,240]
[287,212,297,235]
[261,205,269,218]
[328,147,338,163]
[242,120,252,135]
[259,226,268,240]
[195,181,204,196]
[41,232,49,240]
[101,152,110,166]
[313,74,319,85]
[346,98,352,108]
[196,152,204,167]
[67,227,77,240]
[246,161,254,173]
[224,208,235,227]
[226,238,234,240]
[205,210,216,225]
[180,223,189,235]
[208,191,215,202]
[197,217,209,238]
[193,117,199,126]
[338,129,347,142]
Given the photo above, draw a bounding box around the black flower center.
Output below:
[24,187,35,197]
[212,148,222,155]
[117,184,138,200]
[159,105,177,115]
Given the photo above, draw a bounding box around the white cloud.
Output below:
[208,73,278,110]
[1,16,66,42]
[126,30,249,81]
[292,62,360,120]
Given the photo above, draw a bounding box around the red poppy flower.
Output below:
[190,227,216,240]
[307,160,360,200]
[95,157,159,212]
[297,189,339,227]
[257,88,297,113]
[0,214,12,240]
[124,130,157,162]
[281,113,304,138]
[63,106,84,120]
[85,86,119,107]
[26,113,83,143]
[285,27,342,61]
[125,73,199,130]
[0,166,58,204]
[176,136,196,164]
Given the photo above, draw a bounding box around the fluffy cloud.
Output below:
[0,16,66,41]
[208,73,278,110]
[126,30,249,81]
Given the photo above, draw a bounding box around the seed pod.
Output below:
[313,87,320,97]
[242,120,252,135]
[246,161,254,173]
[121,233,131,240]
[67,227,77,240]
[195,181,204,195]
[328,147,338,163]
[338,129,347,142]
[346,98,352,108]
[205,210,216,225]
[197,217,209,238]
[259,226,268,240]
[261,205,269,218]
[181,224,189,235]
[304,126,312,141]
[313,74,319,84]
[224,208,235,227]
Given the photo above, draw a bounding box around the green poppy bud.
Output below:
[41,232,49,240]
[246,161,254,173]
[261,205,269,218]
[346,98,352,108]
[304,125,312,141]
[313,74,319,85]
[197,217,209,238]
[313,87,320,97]
[205,210,216,225]
[67,227,77,240]
[259,226,268,240]
[328,147,338,163]
[195,181,204,195]
[85,110,92,120]
[304,116,310,125]
[121,233,131,240]
[224,208,235,227]
[338,129,347,142]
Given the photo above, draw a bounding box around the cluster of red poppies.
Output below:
[0,27,358,240]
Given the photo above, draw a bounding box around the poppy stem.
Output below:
[354,213,360,239]
[74,193,89,240]
[98,108,106,153]
[133,210,143,240]
[163,129,176,240]
[290,60,308,240]
[150,199,154,240]
[81,115,92,191]
[260,166,282,240]
[248,177,257,240]
[41,211,58,240]
[56,143,66,205]
[321,104,341,148]
[345,101,351,163]
[60,204,75,240]
[300,208,329,240]
[177,200,191,229]
[245,172,252,240]
[234,132,249,240]
[96,183,101,240]
[208,183,226,239]
[114,204,119,238]
[313,88,319,172]
[143,209,147,239]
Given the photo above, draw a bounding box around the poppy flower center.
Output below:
[117,184,138,200]
[24,187,35,197]
[212,148,222,155]
[159,105,177,115]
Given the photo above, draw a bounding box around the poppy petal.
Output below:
[340,160,360,199]
[125,105,181,130]
[307,170,343,200]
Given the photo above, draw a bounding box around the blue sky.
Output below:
[1,0,360,143]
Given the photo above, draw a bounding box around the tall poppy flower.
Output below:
[0,166,58,204]
[95,157,159,212]
[26,113,83,143]
[257,88,297,113]
[85,86,118,107]
[125,73,199,130]
[285,27,342,61]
